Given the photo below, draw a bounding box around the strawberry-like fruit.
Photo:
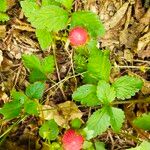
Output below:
[69,27,89,46]
[62,129,84,150]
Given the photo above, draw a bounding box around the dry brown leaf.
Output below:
[40,101,83,128]
[0,25,6,39]
[104,2,129,30]
[0,50,3,66]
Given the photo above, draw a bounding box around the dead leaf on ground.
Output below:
[40,101,83,128]
[0,25,6,39]
[0,50,3,66]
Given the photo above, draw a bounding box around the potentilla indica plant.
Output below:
[0,0,148,149]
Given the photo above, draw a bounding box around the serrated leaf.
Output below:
[112,75,143,100]
[72,84,100,106]
[25,82,45,99]
[55,0,73,10]
[97,80,116,104]
[11,90,28,104]
[0,12,9,22]
[22,54,41,71]
[71,11,105,38]
[21,1,69,31]
[24,100,38,115]
[35,29,53,49]
[0,100,22,120]
[127,141,150,150]
[86,50,111,82]
[133,113,150,130]
[41,55,55,74]
[39,119,59,141]
[107,107,125,133]
[85,107,110,139]
[29,70,47,83]
[0,0,7,12]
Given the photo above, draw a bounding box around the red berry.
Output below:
[69,27,89,46]
[62,129,84,150]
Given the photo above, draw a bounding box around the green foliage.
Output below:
[70,118,82,129]
[55,0,74,10]
[85,107,110,139]
[0,100,22,120]
[72,84,100,106]
[21,1,69,31]
[39,119,59,141]
[133,113,150,130]
[0,12,9,22]
[0,0,7,12]
[24,100,38,115]
[97,80,116,104]
[35,29,53,49]
[71,11,105,38]
[84,50,111,83]
[94,141,106,150]
[112,75,143,100]
[127,141,150,150]
[22,54,54,82]
[25,82,45,99]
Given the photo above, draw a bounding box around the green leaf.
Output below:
[24,100,38,115]
[25,82,45,99]
[41,55,55,74]
[29,70,47,83]
[55,0,73,10]
[85,107,110,139]
[71,11,105,38]
[21,1,69,31]
[86,50,111,82]
[0,12,9,22]
[107,107,125,133]
[72,84,100,106]
[95,141,106,150]
[11,90,28,104]
[133,113,150,130]
[35,29,53,49]
[0,100,22,120]
[39,119,59,141]
[0,0,7,12]
[83,141,94,150]
[22,54,41,71]
[127,141,150,150]
[97,80,116,104]
[42,0,60,6]
[112,75,143,100]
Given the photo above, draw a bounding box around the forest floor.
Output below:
[0,0,150,150]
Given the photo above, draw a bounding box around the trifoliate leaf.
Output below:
[95,141,106,150]
[21,1,69,32]
[0,12,9,22]
[86,50,111,83]
[35,29,53,49]
[39,119,59,141]
[97,80,116,104]
[41,55,55,74]
[11,90,28,104]
[25,82,45,99]
[107,107,125,133]
[0,0,7,12]
[127,141,150,150]
[85,107,110,139]
[72,84,100,106]
[71,11,105,38]
[133,113,150,130]
[112,75,143,100]
[0,100,22,120]
[22,54,41,71]
[55,0,73,10]
[24,100,38,115]
[29,70,47,83]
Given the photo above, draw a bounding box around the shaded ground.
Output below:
[0,0,150,149]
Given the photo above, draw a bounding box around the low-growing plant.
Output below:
[0,0,9,22]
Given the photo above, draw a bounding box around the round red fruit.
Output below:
[69,27,89,46]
